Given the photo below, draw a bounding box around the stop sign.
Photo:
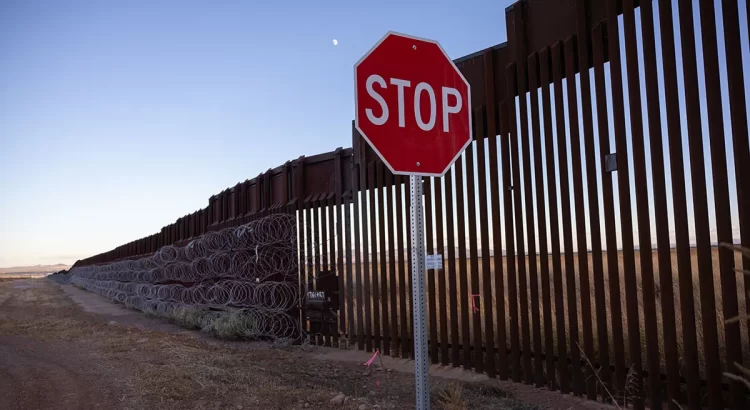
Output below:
[354,32,472,176]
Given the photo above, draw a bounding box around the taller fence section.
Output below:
[71,1,750,409]
[344,1,750,409]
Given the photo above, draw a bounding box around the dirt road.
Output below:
[0,280,122,409]
[0,336,120,409]
[0,279,612,409]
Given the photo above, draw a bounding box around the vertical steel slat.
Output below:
[697,2,744,408]
[574,0,605,398]
[639,1,680,405]
[369,161,381,351]
[319,195,331,346]
[485,52,508,381]
[520,53,544,388]
[581,25,613,393]
[345,190,354,347]
[424,176,438,363]
[622,2,661,405]
[677,2,724,408]
[377,163,390,355]
[655,3,701,406]
[721,0,750,355]
[313,198,322,345]
[509,67,533,386]
[541,46,566,392]
[500,84,521,383]
[312,198,321,283]
[563,36,591,396]
[476,108,496,377]
[455,149,471,369]
[332,192,342,347]
[352,156,364,351]
[320,197,328,275]
[511,6,529,379]
[396,174,409,358]
[336,167,347,345]
[328,193,339,347]
[444,165,461,367]
[464,121,482,373]
[514,51,540,388]
[528,51,553,388]
[592,23,621,395]
[434,172,449,366]
[362,162,373,352]
[605,1,644,406]
[552,42,579,394]
[386,170,399,355]
[300,199,308,337]
[322,193,336,346]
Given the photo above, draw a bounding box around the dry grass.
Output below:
[0,283,339,409]
[0,279,544,410]
[577,341,621,409]
[438,383,467,410]
[719,244,750,393]
[724,363,750,391]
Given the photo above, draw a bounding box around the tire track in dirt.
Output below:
[0,336,120,410]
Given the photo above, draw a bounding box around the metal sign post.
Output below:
[409,175,429,409]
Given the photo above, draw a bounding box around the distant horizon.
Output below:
[0,263,70,274]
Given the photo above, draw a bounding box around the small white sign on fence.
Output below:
[425,253,443,270]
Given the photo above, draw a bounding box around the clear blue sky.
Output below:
[0,0,511,266]
[2,1,747,268]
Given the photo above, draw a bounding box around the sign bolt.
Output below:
[413,45,417,50]
[416,162,420,167]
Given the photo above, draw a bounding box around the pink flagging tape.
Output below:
[471,294,480,313]
[364,348,380,367]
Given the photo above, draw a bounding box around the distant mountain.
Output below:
[0,264,70,274]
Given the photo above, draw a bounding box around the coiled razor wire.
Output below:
[70,277,300,312]
[68,213,304,341]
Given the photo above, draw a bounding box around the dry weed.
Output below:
[720,243,750,393]
[723,371,750,391]
[622,365,640,409]
[438,383,468,410]
[576,341,621,409]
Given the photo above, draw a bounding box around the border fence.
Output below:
[73,1,750,409]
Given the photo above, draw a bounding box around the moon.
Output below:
[332,39,338,46]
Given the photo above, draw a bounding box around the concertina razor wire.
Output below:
[69,213,305,341]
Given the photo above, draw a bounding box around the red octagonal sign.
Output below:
[355,32,471,176]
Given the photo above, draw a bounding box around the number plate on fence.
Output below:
[307,291,325,301]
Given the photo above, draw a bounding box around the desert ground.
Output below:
[0,278,614,410]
